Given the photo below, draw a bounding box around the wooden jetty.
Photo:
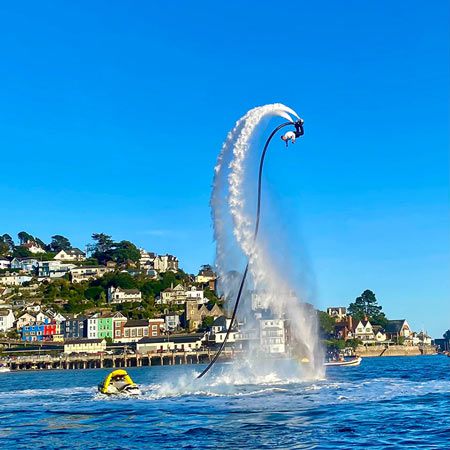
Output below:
[5,349,236,371]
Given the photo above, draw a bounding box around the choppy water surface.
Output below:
[0,356,449,449]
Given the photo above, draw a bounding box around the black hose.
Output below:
[197,121,295,379]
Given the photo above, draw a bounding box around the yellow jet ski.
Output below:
[98,369,141,396]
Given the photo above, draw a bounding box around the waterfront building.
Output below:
[209,316,238,344]
[21,323,45,341]
[136,333,206,353]
[259,318,286,354]
[97,312,125,340]
[64,338,106,354]
[87,313,99,339]
[107,286,142,304]
[53,248,86,262]
[385,320,412,342]
[0,309,15,331]
[120,319,150,343]
[149,319,164,337]
[63,316,88,339]
[353,319,376,342]
[164,313,181,332]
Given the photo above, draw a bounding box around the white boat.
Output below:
[0,366,11,373]
[324,357,362,367]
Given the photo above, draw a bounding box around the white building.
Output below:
[10,258,39,272]
[0,273,33,286]
[327,307,347,321]
[22,242,46,254]
[54,248,86,262]
[0,309,15,332]
[107,286,142,304]
[164,314,181,331]
[185,286,206,304]
[209,316,238,344]
[70,266,112,283]
[87,313,99,339]
[16,313,36,330]
[353,320,375,342]
[153,254,179,273]
[259,318,286,354]
[160,283,187,304]
[64,338,106,354]
[136,333,206,353]
[38,260,76,279]
[0,259,11,270]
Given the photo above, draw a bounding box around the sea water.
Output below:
[0,356,449,449]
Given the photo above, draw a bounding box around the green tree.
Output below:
[12,246,32,258]
[90,233,114,264]
[111,240,140,264]
[50,235,72,252]
[348,289,387,326]
[0,234,14,255]
[317,310,336,337]
[443,330,450,341]
[17,231,34,245]
[0,239,9,256]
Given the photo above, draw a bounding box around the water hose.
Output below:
[197,119,304,378]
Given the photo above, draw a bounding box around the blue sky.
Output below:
[0,1,448,337]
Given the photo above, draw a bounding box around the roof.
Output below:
[124,319,149,328]
[385,320,407,333]
[65,338,104,345]
[212,316,228,327]
[59,248,85,256]
[138,333,205,345]
[115,287,141,294]
[0,310,13,316]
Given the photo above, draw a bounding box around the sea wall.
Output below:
[356,345,437,357]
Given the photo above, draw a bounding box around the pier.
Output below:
[4,349,236,371]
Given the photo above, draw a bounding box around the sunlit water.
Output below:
[0,356,449,449]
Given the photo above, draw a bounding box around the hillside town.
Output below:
[0,232,446,368]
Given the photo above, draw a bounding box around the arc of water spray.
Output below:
[197,104,304,379]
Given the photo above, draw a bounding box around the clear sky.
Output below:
[0,1,448,337]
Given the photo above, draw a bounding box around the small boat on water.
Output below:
[98,369,141,396]
[0,366,10,373]
[324,357,362,367]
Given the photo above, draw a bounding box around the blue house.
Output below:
[21,323,45,341]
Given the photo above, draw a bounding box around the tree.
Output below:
[50,235,72,252]
[1,234,14,252]
[443,330,450,341]
[18,231,34,245]
[0,238,9,256]
[347,289,387,326]
[90,233,114,264]
[12,246,32,258]
[111,240,140,265]
[317,310,336,337]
